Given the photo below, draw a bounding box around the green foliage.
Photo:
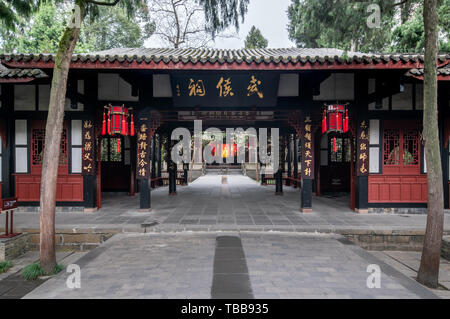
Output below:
[0,260,12,274]
[197,0,249,36]
[82,6,155,51]
[287,0,397,52]
[244,26,268,49]
[21,262,63,281]
[0,2,154,53]
[0,0,40,31]
[391,0,450,53]
[287,0,450,53]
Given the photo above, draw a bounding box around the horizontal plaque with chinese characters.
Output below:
[357,120,369,176]
[301,115,314,180]
[82,120,95,175]
[170,73,279,107]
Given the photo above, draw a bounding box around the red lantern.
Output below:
[322,104,350,153]
[101,104,135,153]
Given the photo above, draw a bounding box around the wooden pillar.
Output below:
[140,179,151,210]
[1,108,13,198]
[183,163,189,185]
[300,113,314,213]
[275,132,284,195]
[168,138,177,195]
[286,134,292,186]
[293,134,299,188]
[82,76,98,212]
[136,117,151,212]
[149,135,155,188]
[439,84,449,209]
[156,134,162,187]
[354,75,369,214]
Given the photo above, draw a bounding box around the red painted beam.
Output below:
[410,75,450,81]
[2,58,448,71]
[0,77,36,83]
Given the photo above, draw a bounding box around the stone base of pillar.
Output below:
[169,192,177,196]
[139,208,152,213]
[83,208,98,213]
[301,208,313,213]
[355,208,368,214]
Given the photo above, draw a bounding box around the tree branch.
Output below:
[85,0,121,6]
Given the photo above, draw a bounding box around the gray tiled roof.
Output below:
[1,48,449,65]
[0,63,48,78]
[408,67,450,77]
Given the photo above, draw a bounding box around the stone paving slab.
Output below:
[5,175,450,234]
[23,232,440,299]
[368,251,450,299]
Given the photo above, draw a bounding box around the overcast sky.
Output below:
[213,0,296,49]
[145,0,296,49]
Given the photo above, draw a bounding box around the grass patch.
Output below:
[21,263,64,281]
[0,260,12,274]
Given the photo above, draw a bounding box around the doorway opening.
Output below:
[317,133,355,208]
[99,136,135,193]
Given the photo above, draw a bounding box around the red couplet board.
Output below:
[1,197,18,212]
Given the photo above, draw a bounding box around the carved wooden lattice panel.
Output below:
[402,129,419,166]
[31,128,68,165]
[383,129,400,166]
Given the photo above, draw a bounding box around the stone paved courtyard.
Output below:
[23,232,441,299]
[7,173,450,232]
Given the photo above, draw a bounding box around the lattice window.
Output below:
[384,129,400,165]
[101,137,122,162]
[31,128,67,165]
[402,129,419,166]
[330,138,351,163]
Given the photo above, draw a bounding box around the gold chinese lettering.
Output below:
[188,79,206,97]
[216,77,234,97]
[83,121,93,129]
[84,142,92,152]
[304,167,312,176]
[247,75,264,99]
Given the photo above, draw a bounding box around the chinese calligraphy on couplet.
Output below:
[357,120,369,176]
[82,120,95,175]
[137,123,150,179]
[301,116,314,179]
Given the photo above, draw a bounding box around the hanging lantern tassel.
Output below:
[122,111,126,136]
[322,109,327,134]
[102,110,106,135]
[336,110,342,132]
[344,109,349,133]
[107,109,111,135]
[117,138,121,154]
[333,137,337,153]
[130,114,135,137]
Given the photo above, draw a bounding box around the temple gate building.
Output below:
[0,48,449,213]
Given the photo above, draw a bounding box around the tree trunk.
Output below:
[417,0,444,289]
[39,4,85,274]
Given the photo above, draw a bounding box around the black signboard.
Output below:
[1,197,18,211]
[82,120,95,175]
[357,120,369,176]
[301,115,314,179]
[136,121,151,179]
[170,73,280,107]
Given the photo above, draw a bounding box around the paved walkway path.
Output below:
[7,174,450,233]
[23,232,441,299]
